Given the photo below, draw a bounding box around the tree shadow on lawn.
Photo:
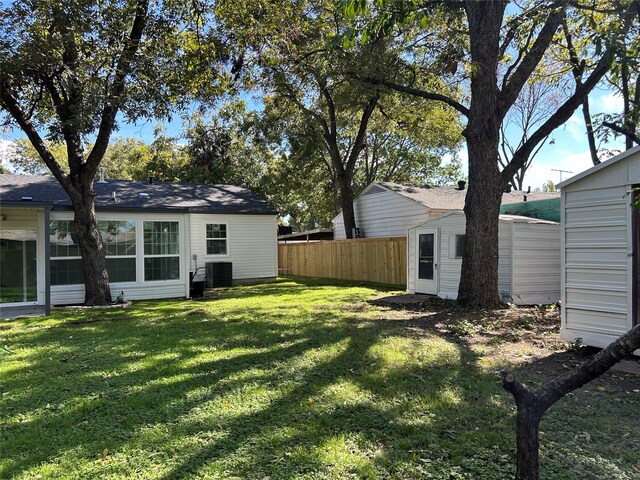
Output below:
[0,288,515,479]
[152,317,515,480]
[6,284,633,479]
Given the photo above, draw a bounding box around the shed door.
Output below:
[415,228,438,294]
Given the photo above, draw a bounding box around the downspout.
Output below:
[44,206,51,314]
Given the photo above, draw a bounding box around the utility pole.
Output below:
[551,168,573,183]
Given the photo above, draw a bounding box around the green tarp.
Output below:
[499,197,560,222]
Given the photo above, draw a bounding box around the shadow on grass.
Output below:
[4,279,634,479]
[0,280,511,479]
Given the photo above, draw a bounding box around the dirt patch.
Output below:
[373,297,640,392]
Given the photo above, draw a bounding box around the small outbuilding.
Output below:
[332,181,559,239]
[407,211,560,305]
[558,145,640,348]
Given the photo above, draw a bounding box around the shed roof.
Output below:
[409,210,558,230]
[375,181,559,210]
[0,174,276,214]
[557,144,640,188]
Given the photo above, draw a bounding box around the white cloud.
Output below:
[592,91,624,114]
[523,150,595,190]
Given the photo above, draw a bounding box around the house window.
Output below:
[143,221,180,281]
[455,234,465,258]
[50,220,83,285]
[50,220,137,285]
[206,223,227,255]
[99,220,136,283]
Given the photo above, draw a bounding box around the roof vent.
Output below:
[504,184,512,193]
[457,180,466,190]
[523,194,528,202]
[97,167,107,184]
[149,176,154,184]
[139,192,150,199]
[111,191,117,202]
[21,196,32,201]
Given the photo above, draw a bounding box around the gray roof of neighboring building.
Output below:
[376,182,560,210]
[0,174,277,214]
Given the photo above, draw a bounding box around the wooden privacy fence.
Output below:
[278,237,407,286]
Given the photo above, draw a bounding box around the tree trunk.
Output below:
[336,172,356,238]
[66,175,112,305]
[501,323,640,480]
[501,371,544,480]
[457,2,505,307]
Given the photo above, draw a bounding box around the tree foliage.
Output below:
[217,0,463,236]
[0,0,228,304]
[340,0,637,307]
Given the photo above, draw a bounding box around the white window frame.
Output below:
[49,219,139,285]
[99,219,137,284]
[143,220,181,282]
[205,222,229,256]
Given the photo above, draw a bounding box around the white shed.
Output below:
[558,145,640,348]
[332,181,560,239]
[407,212,560,305]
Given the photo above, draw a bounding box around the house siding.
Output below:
[333,188,429,239]
[189,213,277,280]
[49,211,189,305]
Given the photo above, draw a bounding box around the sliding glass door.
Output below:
[0,230,38,304]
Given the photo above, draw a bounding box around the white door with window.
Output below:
[415,228,438,294]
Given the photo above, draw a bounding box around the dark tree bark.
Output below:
[456,2,506,307]
[0,0,149,305]
[501,324,640,480]
[67,176,111,305]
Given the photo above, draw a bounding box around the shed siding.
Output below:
[511,223,560,305]
[189,213,277,280]
[498,223,512,298]
[407,227,417,292]
[406,213,548,304]
[561,181,632,347]
[333,189,429,239]
[434,214,466,299]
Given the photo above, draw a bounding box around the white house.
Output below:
[332,181,560,239]
[407,211,561,305]
[0,174,277,317]
[558,145,640,348]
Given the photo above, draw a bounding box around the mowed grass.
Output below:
[1,277,639,479]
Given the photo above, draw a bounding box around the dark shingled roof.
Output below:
[0,174,277,214]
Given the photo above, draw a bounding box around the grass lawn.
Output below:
[1,277,639,479]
